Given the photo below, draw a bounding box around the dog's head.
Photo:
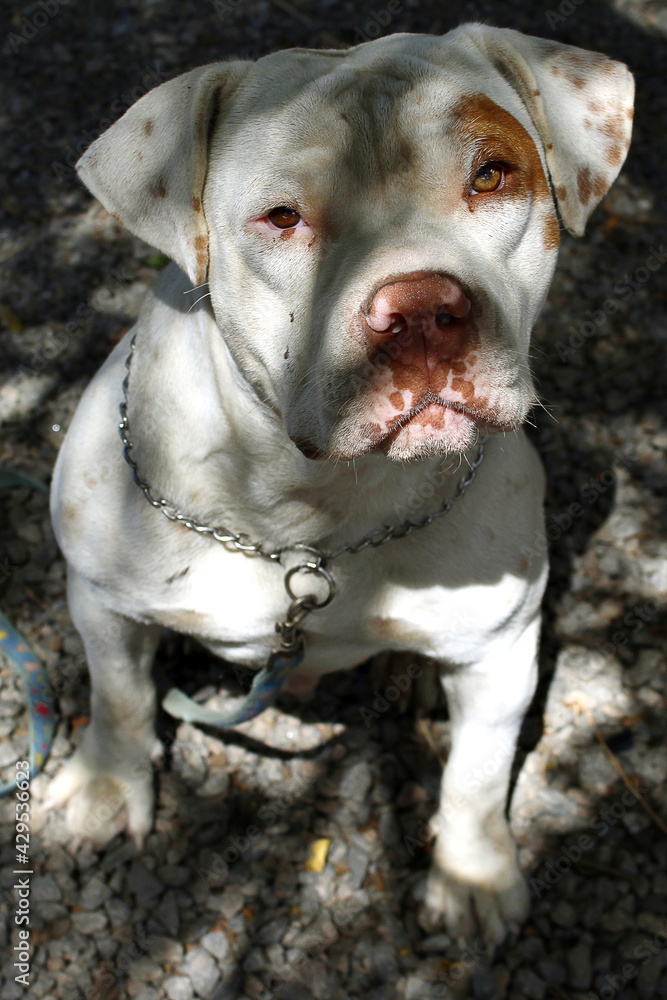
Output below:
[77,25,633,462]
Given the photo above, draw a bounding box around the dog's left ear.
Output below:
[459,24,634,235]
[77,61,250,285]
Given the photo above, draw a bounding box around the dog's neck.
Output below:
[125,268,482,551]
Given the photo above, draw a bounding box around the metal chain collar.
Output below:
[118,332,485,654]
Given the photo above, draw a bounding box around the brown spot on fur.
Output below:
[193,235,207,285]
[389,390,405,410]
[577,166,608,204]
[152,178,167,199]
[450,93,550,204]
[370,616,429,647]
[626,107,634,120]
[143,120,154,136]
[63,503,78,524]
[599,111,625,141]
[451,377,475,402]
[533,89,540,97]
[569,75,586,89]
[556,185,567,202]
[543,212,560,251]
[606,144,624,166]
[192,196,202,212]
[589,100,604,115]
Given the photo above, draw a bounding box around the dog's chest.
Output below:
[134,531,489,671]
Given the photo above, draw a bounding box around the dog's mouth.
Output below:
[371,393,514,456]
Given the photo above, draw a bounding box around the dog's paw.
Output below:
[424,827,529,946]
[424,863,529,946]
[45,734,161,848]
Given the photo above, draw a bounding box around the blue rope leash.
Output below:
[161,645,305,727]
[0,609,57,797]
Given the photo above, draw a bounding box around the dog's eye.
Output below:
[471,163,504,194]
[267,206,302,229]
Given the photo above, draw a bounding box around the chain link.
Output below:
[119,333,485,650]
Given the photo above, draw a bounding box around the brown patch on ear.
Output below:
[556,185,567,201]
[606,144,624,166]
[543,213,560,251]
[568,75,586,90]
[143,120,154,136]
[151,178,167,199]
[577,166,608,204]
[192,196,202,212]
[193,235,207,284]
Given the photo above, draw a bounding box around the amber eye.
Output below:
[267,206,302,229]
[471,163,504,194]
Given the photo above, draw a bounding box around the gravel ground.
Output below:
[1,1,666,999]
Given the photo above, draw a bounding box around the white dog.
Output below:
[48,24,633,944]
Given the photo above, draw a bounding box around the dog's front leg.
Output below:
[425,614,540,946]
[47,568,162,847]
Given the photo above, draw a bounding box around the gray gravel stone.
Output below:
[215,885,244,919]
[180,946,221,998]
[340,759,373,804]
[31,874,62,902]
[566,941,592,990]
[164,976,195,1000]
[80,874,112,910]
[147,934,184,965]
[201,929,230,965]
[126,862,164,903]
[132,989,162,1000]
[71,910,108,933]
[157,889,180,936]
[537,958,567,984]
[549,899,578,929]
[513,967,546,999]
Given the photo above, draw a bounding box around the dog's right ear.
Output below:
[76,61,250,286]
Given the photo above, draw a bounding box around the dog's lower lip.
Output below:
[381,398,503,443]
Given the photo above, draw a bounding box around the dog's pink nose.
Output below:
[365,273,471,343]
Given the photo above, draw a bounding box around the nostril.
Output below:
[389,315,407,335]
[435,309,452,328]
[366,310,407,334]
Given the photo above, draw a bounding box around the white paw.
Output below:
[45,731,160,848]
[425,862,529,946]
[424,825,529,946]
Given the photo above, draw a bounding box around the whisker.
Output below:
[187,291,212,314]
